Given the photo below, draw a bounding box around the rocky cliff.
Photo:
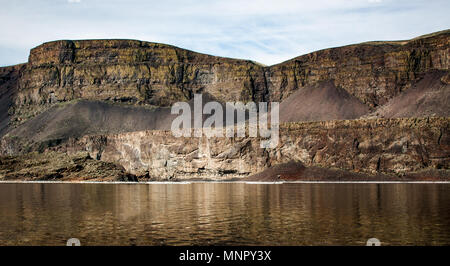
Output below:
[267,30,449,107]
[0,64,25,135]
[1,30,449,131]
[41,117,447,180]
[0,30,449,181]
[7,40,267,128]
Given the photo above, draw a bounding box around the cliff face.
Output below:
[1,30,449,130]
[0,31,449,181]
[49,117,448,180]
[0,64,25,134]
[9,40,267,127]
[267,31,449,107]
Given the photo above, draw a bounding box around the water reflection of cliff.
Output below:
[0,183,448,245]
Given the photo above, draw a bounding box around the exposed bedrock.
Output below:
[267,31,449,107]
[46,117,449,180]
[7,40,268,128]
[0,30,448,130]
[0,31,448,181]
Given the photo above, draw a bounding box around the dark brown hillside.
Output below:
[364,71,450,118]
[279,81,370,122]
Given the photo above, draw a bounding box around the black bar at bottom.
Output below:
[0,246,446,265]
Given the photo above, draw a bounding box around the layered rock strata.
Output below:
[1,30,448,130]
[42,117,449,180]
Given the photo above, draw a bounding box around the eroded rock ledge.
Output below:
[39,117,449,180]
[2,30,448,130]
[0,151,136,181]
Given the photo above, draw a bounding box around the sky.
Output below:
[0,0,449,66]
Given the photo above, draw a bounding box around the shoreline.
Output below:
[1,180,450,184]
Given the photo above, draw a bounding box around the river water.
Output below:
[0,182,449,246]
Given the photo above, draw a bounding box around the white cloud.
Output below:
[0,0,449,66]
[68,0,81,3]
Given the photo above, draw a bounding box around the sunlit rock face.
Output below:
[10,39,268,127]
[49,117,448,180]
[267,31,449,107]
[3,30,449,129]
[0,30,448,181]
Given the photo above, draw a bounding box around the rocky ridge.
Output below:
[0,30,449,181]
[1,30,449,130]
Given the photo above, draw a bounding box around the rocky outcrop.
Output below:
[363,70,450,118]
[0,151,137,181]
[8,40,267,128]
[0,64,25,135]
[0,31,448,181]
[267,30,449,107]
[1,30,448,132]
[45,117,448,180]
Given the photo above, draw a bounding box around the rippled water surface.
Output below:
[0,182,449,245]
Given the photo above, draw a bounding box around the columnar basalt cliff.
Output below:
[0,30,449,181]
